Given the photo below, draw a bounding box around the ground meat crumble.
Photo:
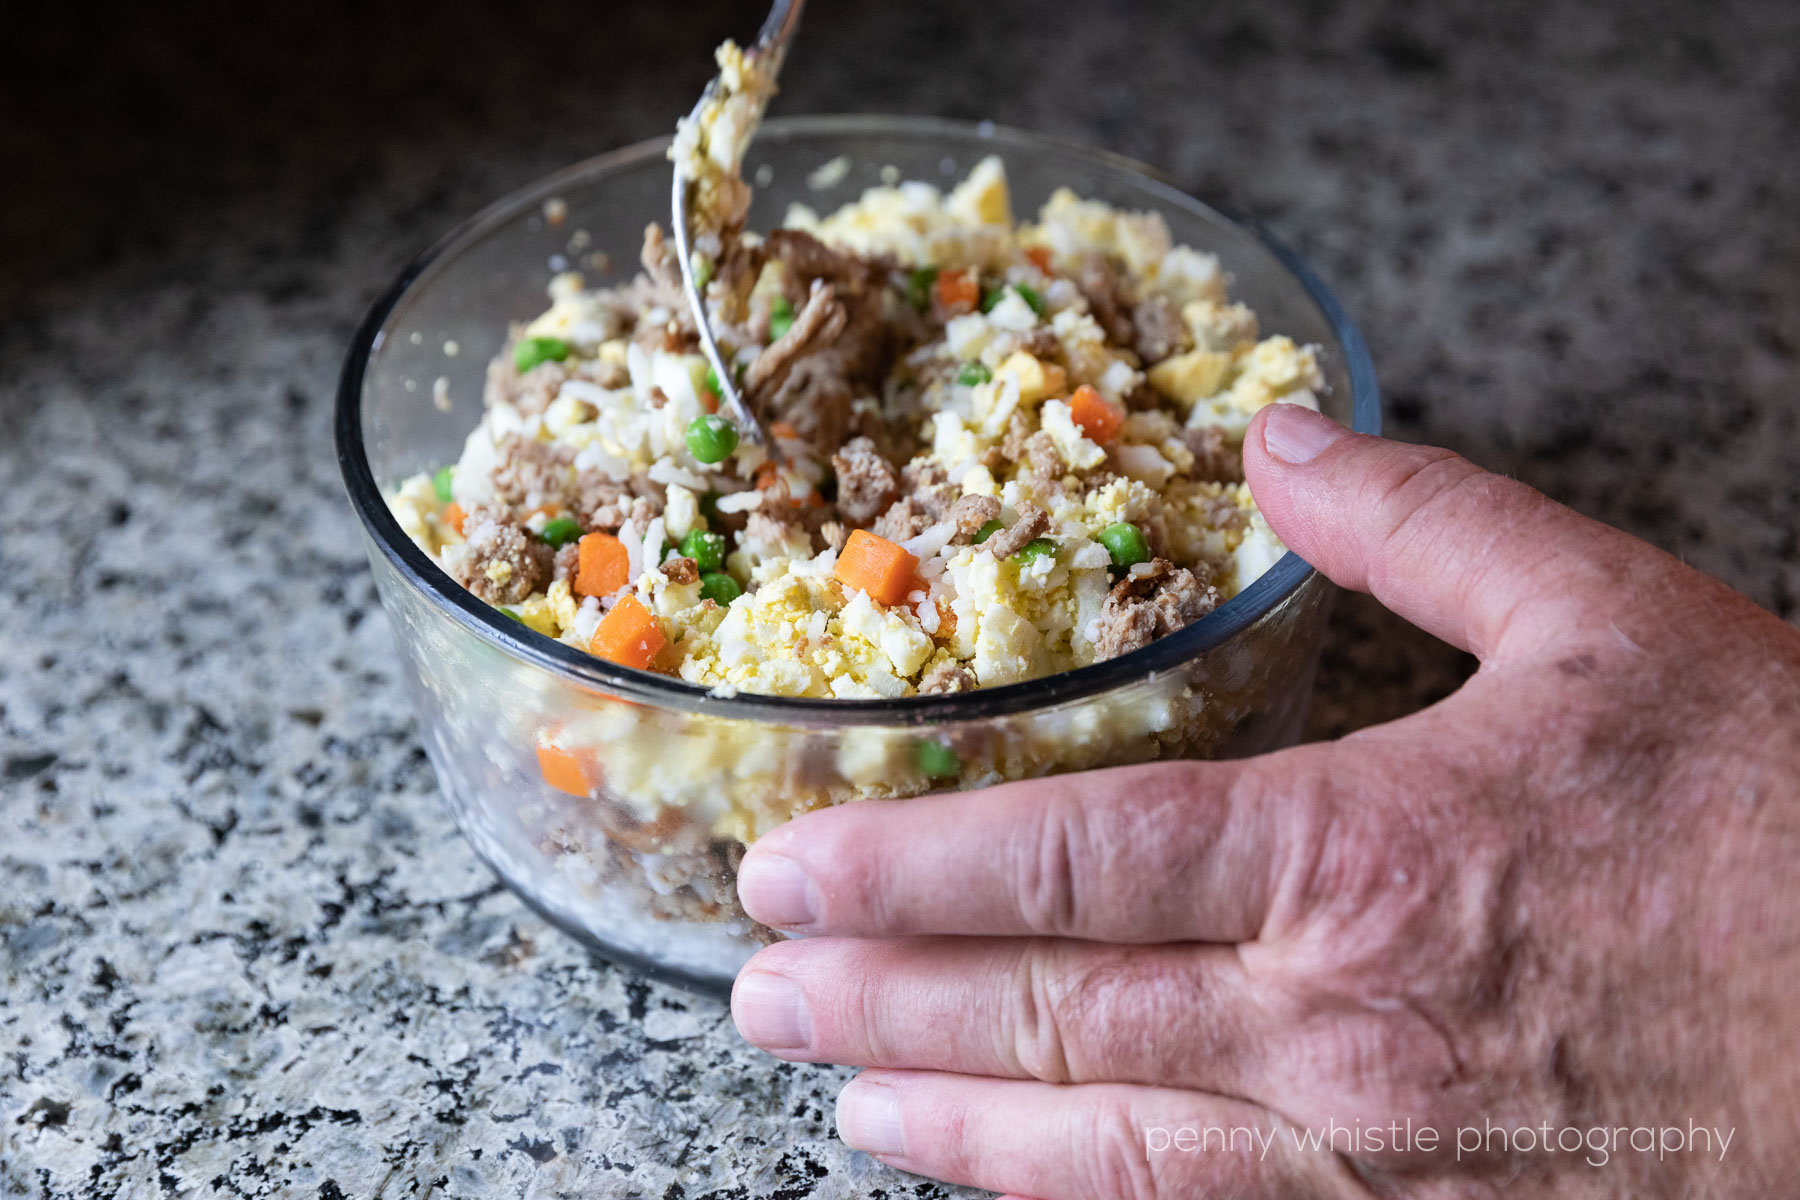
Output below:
[981,503,1050,559]
[1092,558,1222,661]
[452,503,553,605]
[946,493,1001,541]
[661,556,701,585]
[830,436,901,526]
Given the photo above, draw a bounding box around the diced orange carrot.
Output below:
[935,268,979,313]
[755,462,782,491]
[574,532,629,598]
[536,742,596,797]
[527,502,564,520]
[834,529,921,607]
[590,595,666,670]
[1024,245,1054,274]
[1069,384,1125,444]
[442,502,467,535]
[769,420,800,440]
[699,389,719,414]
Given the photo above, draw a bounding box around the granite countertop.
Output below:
[2,0,1795,1195]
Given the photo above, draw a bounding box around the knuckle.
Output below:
[1000,944,1073,1082]
[1240,753,1342,938]
[1010,763,1221,940]
[1079,1093,1165,1200]
[1301,823,1444,979]
[1303,1012,1455,1115]
[1045,947,1213,1084]
[854,967,902,1064]
[1364,448,1480,546]
[1272,821,1514,1126]
[1012,790,1090,936]
[1361,789,1519,982]
[1276,750,1453,938]
[1364,452,1534,585]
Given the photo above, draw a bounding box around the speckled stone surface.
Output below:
[2,0,1796,1195]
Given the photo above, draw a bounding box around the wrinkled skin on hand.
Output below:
[728,403,1800,1199]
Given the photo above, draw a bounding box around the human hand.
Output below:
[729,403,1800,1199]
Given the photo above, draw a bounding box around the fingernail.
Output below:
[736,852,819,927]
[1261,402,1349,464]
[837,1078,906,1157]
[732,970,812,1050]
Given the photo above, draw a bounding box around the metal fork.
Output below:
[670,0,806,454]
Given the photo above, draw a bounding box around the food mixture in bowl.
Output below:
[388,54,1324,702]
[355,47,1356,981]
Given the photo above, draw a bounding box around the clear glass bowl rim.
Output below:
[334,114,1381,728]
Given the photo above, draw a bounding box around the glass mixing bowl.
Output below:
[336,116,1379,994]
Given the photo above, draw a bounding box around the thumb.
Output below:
[1243,402,1651,660]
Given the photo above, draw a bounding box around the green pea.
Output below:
[699,490,721,523]
[769,296,795,341]
[906,266,938,311]
[972,518,1003,545]
[704,364,722,400]
[1014,282,1046,316]
[1097,522,1150,569]
[499,608,528,625]
[979,284,1003,313]
[432,465,455,503]
[514,336,570,373]
[539,516,582,547]
[915,739,960,780]
[956,362,993,386]
[680,529,727,573]
[686,414,740,464]
[1012,537,1057,566]
[691,255,714,291]
[699,572,741,606]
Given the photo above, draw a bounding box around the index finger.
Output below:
[735,751,1336,943]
